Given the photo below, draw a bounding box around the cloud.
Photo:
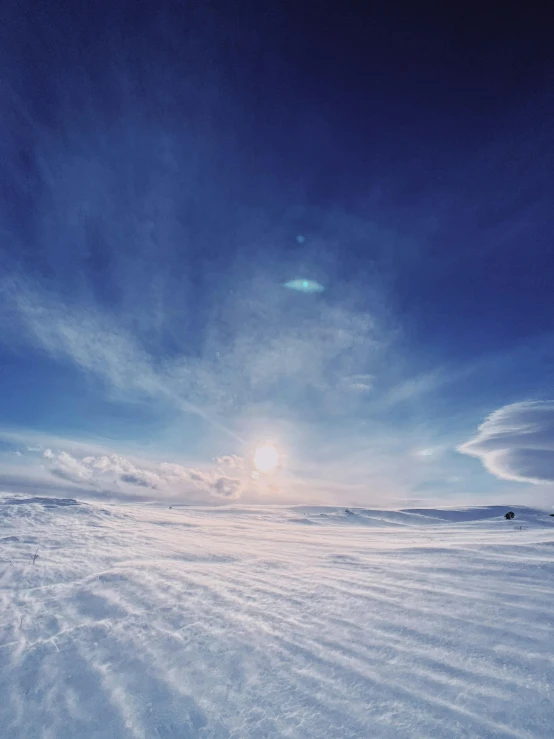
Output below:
[41,449,243,500]
[0,76,396,441]
[119,474,155,488]
[44,450,161,489]
[0,269,385,437]
[459,400,554,483]
[340,374,373,392]
[0,276,229,431]
[159,463,243,499]
[186,469,242,498]
[379,370,445,407]
[215,454,245,470]
[412,445,447,460]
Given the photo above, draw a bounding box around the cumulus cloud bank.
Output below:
[42,450,244,500]
[459,400,554,484]
[215,455,245,470]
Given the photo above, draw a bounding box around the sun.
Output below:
[253,445,280,473]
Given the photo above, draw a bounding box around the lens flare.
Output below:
[284,279,324,293]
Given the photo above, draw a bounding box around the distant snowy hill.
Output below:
[1,495,553,738]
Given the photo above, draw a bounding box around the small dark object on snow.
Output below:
[504,511,515,520]
[344,508,354,515]
[550,513,554,517]
[169,506,172,509]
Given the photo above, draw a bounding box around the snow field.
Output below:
[1,497,553,738]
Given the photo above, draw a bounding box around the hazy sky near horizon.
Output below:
[1,1,553,507]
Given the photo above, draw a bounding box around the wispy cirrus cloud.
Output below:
[340,374,374,392]
[0,275,224,425]
[378,369,449,408]
[459,400,554,484]
[0,272,385,427]
[0,57,443,479]
[0,81,400,435]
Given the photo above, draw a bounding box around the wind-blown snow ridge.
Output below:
[1,495,553,738]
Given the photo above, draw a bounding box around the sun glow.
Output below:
[253,445,280,473]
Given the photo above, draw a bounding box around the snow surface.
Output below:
[1,496,553,738]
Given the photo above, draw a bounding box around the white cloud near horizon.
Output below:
[215,454,245,469]
[459,400,554,484]
[42,449,244,500]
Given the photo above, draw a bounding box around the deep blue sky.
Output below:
[1,1,553,506]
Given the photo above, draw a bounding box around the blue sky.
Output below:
[1,1,553,506]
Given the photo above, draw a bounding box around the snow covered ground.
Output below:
[1,496,553,738]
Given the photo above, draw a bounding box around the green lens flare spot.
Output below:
[284,279,325,294]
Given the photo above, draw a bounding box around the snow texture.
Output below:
[1,496,553,738]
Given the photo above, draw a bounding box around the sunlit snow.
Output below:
[1,496,553,738]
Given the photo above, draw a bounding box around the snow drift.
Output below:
[1,495,553,738]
